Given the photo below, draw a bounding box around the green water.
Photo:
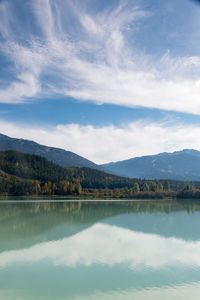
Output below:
[1,199,200,299]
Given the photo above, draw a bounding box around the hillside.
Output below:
[0,133,99,169]
[102,149,200,181]
[0,150,147,197]
[0,150,200,198]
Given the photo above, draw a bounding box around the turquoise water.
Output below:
[1,199,200,299]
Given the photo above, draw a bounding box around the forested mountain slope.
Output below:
[0,150,199,199]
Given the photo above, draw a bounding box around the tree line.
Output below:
[0,150,200,199]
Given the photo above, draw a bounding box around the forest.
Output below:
[0,150,200,199]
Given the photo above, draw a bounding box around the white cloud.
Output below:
[1,119,200,163]
[0,72,40,104]
[0,0,200,114]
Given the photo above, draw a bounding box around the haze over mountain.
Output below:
[102,149,200,181]
[0,133,99,169]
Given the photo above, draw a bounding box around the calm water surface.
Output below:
[1,199,200,299]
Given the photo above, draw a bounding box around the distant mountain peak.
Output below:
[172,149,200,157]
[102,148,200,181]
[181,148,200,153]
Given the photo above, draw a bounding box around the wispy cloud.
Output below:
[0,0,200,114]
[1,119,200,163]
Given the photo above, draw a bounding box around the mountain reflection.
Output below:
[1,199,200,252]
[1,199,200,299]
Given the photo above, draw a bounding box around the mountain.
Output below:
[0,150,136,187]
[1,150,200,198]
[102,149,200,181]
[0,133,99,169]
[0,150,145,196]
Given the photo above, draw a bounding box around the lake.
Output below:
[1,198,200,299]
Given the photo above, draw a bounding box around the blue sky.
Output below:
[0,0,200,163]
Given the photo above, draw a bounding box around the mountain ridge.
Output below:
[1,133,200,181]
[102,149,200,181]
[0,133,100,169]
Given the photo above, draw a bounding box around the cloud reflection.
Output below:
[70,281,200,300]
[1,223,200,269]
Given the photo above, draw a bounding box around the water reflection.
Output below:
[70,282,200,300]
[0,199,200,299]
[1,223,200,269]
[1,200,200,252]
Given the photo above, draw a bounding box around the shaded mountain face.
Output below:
[0,133,98,169]
[102,149,200,181]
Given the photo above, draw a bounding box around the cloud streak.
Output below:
[0,0,200,114]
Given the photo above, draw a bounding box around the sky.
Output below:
[0,0,200,164]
